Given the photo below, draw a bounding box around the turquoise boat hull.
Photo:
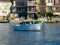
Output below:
[12,21,44,30]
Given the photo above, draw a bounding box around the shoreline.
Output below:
[0,18,60,23]
[45,20,60,23]
[0,20,60,24]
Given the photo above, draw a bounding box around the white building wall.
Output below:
[0,2,12,16]
[46,0,54,6]
[46,0,54,12]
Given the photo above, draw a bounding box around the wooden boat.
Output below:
[11,20,44,30]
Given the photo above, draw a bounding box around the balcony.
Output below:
[54,3,60,6]
[27,1,36,6]
[27,10,37,13]
[39,10,46,13]
[27,11,37,13]
[16,11,26,13]
[54,10,60,12]
[16,7,27,13]
[16,2,26,7]
[16,5,26,7]
[39,3,46,5]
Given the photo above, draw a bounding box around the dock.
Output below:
[0,20,8,23]
[45,20,60,23]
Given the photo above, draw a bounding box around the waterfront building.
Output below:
[12,0,27,19]
[53,0,60,16]
[39,0,60,16]
[0,0,12,20]
[27,0,39,19]
[39,0,46,16]
[46,0,60,16]
[12,0,60,19]
[12,0,39,19]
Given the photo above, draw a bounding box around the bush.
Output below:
[46,11,53,17]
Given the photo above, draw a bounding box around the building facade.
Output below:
[39,0,60,16]
[12,0,27,19]
[39,0,46,16]
[27,0,39,18]
[12,0,60,19]
[0,0,12,17]
[53,0,60,15]
[13,0,39,19]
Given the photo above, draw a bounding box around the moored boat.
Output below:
[11,20,44,30]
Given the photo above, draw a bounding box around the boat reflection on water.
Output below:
[11,20,45,31]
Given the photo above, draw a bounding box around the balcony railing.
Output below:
[54,10,60,12]
[27,10,37,13]
[16,2,26,7]
[39,10,46,13]
[16,11,26,13]
[39,3,46,5]
[16,5,26,7]
[27,1,36,6]
[54,3,60,5]
[27,11,37,13]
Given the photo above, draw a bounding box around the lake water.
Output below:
[0,23,60,45]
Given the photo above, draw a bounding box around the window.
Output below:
[12,7,16,13]
[16,2,24,6]
[48,0,52,3]
[33,6,36,11]
[54,0,60,4]
[40,7,45,11]
[28,7,31,11]
[47,6,52,10]
[56,7,60,11]
[40,0,45,3]
[28,6,36,11]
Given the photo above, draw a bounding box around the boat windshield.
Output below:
[20,21,41,25]
[34,21,41,24]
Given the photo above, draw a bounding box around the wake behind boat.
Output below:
[11,20,44,30]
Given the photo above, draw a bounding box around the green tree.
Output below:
[46,11,53,17]
[46,11,53,20]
